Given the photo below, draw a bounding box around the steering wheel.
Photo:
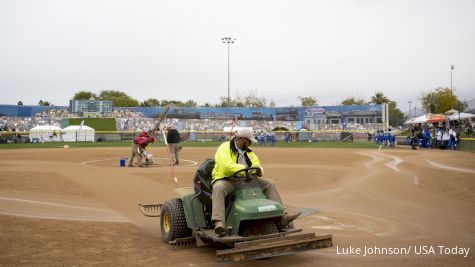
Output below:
[230,167,261,181]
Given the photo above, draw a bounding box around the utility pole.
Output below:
[451,65,455,109]
[408,101,412,119]
[222,37,236,107]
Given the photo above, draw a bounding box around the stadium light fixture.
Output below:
[222,36,236,107]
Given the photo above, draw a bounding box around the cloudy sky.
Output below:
[1,0,474,112]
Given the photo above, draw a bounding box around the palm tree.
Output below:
[370,92,390,104]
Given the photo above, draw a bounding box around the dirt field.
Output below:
[1,146,474,266]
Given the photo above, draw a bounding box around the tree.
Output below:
[421,87,464,114]
[161,99,184,107]
[17,101,23,105]
[183,99,198,107]
[73,91,97,100]
[38,100,51,106]
[369,92,390,104]
[298,96,318,106]
[369,92,404,127]
[388,101,405,127]
[98,90,139,107]
[217,90,267,107]
[242,90,266,107]
[341,97,366,106]
[141,98,161,107]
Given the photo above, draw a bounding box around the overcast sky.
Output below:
[1,0,474,112]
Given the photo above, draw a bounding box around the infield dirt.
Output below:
[1,146,474,266]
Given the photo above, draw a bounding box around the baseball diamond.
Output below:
[0,146,474,266]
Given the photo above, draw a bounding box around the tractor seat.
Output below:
[193,159,215,205]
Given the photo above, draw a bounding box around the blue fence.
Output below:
[0,104,383,122]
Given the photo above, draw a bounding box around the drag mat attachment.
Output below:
[138,203,162,217]
[216,233,332,262]
[169,237,196,248]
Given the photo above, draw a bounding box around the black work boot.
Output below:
[214,221,226,237]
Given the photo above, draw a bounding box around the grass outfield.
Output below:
[0,141,380,149]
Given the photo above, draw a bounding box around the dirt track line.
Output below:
[359,151,403,172]
[81,158,115,165]
[383,154,403,172]
[426,160,475,174]
[0,196,112,212]
[0,209,129,222]
[81,158,198,166]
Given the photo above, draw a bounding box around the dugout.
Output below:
[340,132,354,142]
[29,125,62,143]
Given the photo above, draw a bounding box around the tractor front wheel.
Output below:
[160,198,192,242]
[260,221,279,235]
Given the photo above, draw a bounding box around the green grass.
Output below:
[0,141,379,149]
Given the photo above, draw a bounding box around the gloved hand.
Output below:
[254,165,263,177]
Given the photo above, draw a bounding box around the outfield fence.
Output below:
[460,138,475,152]
[1,130,373,144]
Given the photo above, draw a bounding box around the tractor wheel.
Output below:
[260,221,279,235]
[160,198,192,242]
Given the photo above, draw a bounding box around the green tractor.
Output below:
[139,159,332,262]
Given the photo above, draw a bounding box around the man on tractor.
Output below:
[211,128,301,236]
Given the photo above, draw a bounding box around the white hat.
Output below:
[234,128,257,143]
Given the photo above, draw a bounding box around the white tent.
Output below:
[447,112,475,121]
[62,125,95,142]
[29,125,62,142]
[405,114,429,124]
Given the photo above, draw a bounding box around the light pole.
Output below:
[222,37,236,107]
[408,101,412,119]
[451,64,455,109]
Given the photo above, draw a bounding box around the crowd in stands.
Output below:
[35,109,71,118]
[110,109,144,118]
[115,118,298,132]
[33,108,145,119]
[0,116,61,132]
[1,107,388,135]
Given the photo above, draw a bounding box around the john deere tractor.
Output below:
[139,159,332,262]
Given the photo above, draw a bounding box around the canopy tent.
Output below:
[426,114,446,123]
[29,125,62,142]
[405,113,450,124]
[62,125,95,142]
[444,109,459,115]
[447,112,475,121]
[405,114,429,124]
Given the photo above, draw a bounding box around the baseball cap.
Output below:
[234,128,257,143]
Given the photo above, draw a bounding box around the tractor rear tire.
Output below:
[160,198,192,242]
